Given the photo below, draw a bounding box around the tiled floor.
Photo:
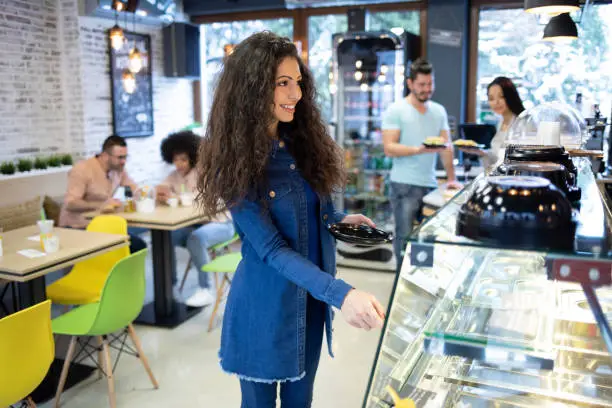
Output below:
[40,243,396,408]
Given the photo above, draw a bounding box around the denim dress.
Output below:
[219,139,352,383]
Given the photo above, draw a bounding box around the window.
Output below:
[200,19,294,123]
[476,6,612,123]
[308,14,348,122]
[367,10,420,35]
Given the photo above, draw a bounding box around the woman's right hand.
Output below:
[341,289,386,330]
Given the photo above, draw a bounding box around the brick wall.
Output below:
[0,0,194,186]
[0,0,67,159]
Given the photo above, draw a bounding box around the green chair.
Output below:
[51,250,158,408]
[202,251,242,332]
[178,232,240,293]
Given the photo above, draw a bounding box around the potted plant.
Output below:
[47,155,62,168]
[34,157,48,170]
[0,161,16,175]
[60,154,73,166]
[17,158,33,172]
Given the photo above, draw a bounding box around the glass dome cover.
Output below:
[506,102,586,149]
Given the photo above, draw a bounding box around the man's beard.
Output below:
[415,93,430,103]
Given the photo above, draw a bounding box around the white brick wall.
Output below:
[0,0,194,186]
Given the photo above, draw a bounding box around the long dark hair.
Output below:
[487,76,525,117]
[196,31,345,217]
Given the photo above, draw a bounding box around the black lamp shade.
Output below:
[525,0,579,14]
[543,13,578,41]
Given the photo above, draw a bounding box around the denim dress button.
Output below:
[269,191,276,198]
[290,164,296,170]
[323,214,328,221]
[279,141,285,148]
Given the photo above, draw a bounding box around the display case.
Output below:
[364,157,612,408]
[331,31,419,272]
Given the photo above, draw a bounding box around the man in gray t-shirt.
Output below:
[382,58,461,272]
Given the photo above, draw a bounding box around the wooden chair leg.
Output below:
[208,276,227,332]
[178,257,192,293]
[54,336,78,408]
[97,336,104,379]
[101,337,116,408]
[26,396,37,408]
[127,324,159,389]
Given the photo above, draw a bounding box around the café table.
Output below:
[85,205,227,328]
[0,225,129,309]
[0,225,129,404]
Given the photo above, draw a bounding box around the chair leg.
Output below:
[101,337,117,408]
[178,257,192,293]
[54,336,78,408]
[26,396,37,408]
[97,336,104,380]
[208,276,227,332]
[127,324,159,389]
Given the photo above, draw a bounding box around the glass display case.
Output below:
[363,157,612,408]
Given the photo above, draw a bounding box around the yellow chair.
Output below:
[46,215,130,305]
[0,300,54,408]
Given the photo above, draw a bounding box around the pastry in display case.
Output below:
[363,156,612,408]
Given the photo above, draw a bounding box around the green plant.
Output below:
[60,154,73,166]
[0,161,16,175]
[47,155,61,167]
[17,158,33,172]
[34,157,48,170]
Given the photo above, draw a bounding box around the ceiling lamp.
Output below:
[109,25,124,50]
[525,0,579,15]
[543,13,578,41]
[122,69,136,94]
[128,47,143,73]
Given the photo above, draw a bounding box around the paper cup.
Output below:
[167,197,179,208]
[180,193,193,207]
[537,121,561,146]
[136,198,156,213]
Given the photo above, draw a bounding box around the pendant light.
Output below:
[525,0,579,15]
[122,69,136,94]
[109,1,125,50]
[127,11,143,74]
[543,13,578,41]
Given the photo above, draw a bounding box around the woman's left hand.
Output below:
[341,214,376,228]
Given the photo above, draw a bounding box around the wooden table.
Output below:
[0,226,128,309]
[85,206,226,328]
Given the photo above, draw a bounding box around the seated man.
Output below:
[157,131,236,307]
[58,135,147,253]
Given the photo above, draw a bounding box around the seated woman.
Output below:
[157,131,236,307]
[458,76,525,170]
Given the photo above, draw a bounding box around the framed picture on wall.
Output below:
[108,31,154,138]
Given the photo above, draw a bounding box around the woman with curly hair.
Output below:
[157,130,236,307]
[196,31,385,407]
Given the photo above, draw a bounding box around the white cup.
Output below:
[167,197,179,208]
[180,193,193,207]
[37,220,54,235]
[136,198,156,213]
[42,234,60,253]
[537,121,561,146]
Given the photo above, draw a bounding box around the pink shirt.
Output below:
[59,156,135,228]
[160,169,198,194]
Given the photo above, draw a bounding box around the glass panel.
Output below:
[367,10,420,35]
[308,14,348,122]
[200,20,294,124]
[476,5,612,124]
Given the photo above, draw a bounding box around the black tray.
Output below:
[327,223,393,246]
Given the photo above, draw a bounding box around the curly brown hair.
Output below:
[196,31,345,217]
